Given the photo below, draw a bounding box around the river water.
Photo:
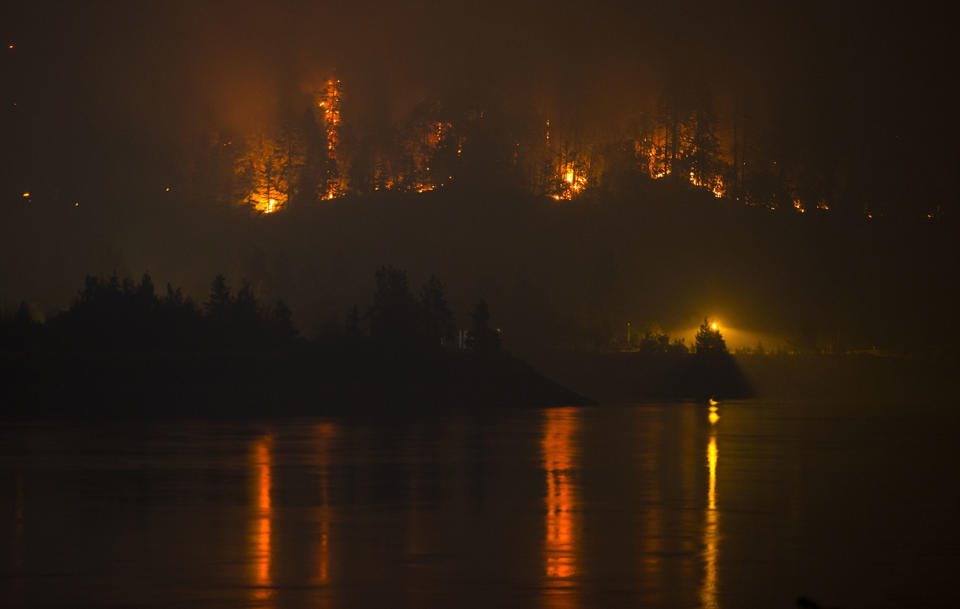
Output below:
[1,400,958,608]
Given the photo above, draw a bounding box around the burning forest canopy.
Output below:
[1,1,958,352]
[3,0,955,219]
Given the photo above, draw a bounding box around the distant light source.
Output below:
[22,192,30,197]
[711,322,718,331]
[164,187,171,192]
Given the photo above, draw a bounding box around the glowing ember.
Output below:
[237,135,294,214]
[793,199,805,213]
[318,79,346,199]
[552,162,587,200]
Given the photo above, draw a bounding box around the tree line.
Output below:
[178,80,940,221]
[0,267,502,356]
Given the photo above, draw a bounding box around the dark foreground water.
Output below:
[2,400,959,608]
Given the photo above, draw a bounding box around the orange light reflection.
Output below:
[250,435,274,606]
[542,406,580,609]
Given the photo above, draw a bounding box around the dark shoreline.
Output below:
[0,349,592,420]
[528,349,955,405]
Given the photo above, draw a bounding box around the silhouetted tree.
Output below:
[420,275,454,348]
[368,266,420,347]
[270,299,297,342]
[206,274,232,317]
[467,299,500,354]
[695,318,727,355]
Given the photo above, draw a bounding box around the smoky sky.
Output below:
[7,1,931,133]
[2,0,957,346]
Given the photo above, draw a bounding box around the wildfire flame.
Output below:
[319,79,346,200]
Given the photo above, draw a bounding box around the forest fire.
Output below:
[551,164,588,201]
[228,76,839,215]
[238,136,292,214]
[319,79,345,200]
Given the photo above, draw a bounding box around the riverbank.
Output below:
[0,349,590,419]
[526,349,954,405]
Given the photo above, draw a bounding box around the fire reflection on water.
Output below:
[700,416,720,609]
[542,407,580,608]
[250,435,274,607]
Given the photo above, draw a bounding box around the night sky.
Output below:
[1,1,957,350]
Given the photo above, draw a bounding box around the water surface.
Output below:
[2,400,958,608]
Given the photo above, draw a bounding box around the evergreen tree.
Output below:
[206,274,232,317]
[467,299,500,354]
[695,318,727,355]
[420,275,454,348]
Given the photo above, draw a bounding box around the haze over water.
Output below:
[2,400,958,608]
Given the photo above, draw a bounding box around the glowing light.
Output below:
[318,79,346,200]
[817,201,830,211]
[250,435,274,606]
[553,163,587,200]
[710,323,718,331]
[543,407,579,583]
[700,431,719,609]
[74,202,79,207]
[709,411,720,425]
[708,398,719,406]
[793,199,805,213]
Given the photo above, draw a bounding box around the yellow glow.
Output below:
[21,192,30,197]
[553,163,587,200]
[793,199,805,213]
[250,435,274,606]
[74,202,79,207]
[164,187,170,192]
[709,411,720,425]
[708,398,719,406]
[700,431,719,609]
[710,323,718,331]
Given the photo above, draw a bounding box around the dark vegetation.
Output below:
[1,271,757,415]
[529,319,751,404]
[0,268,588,418]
